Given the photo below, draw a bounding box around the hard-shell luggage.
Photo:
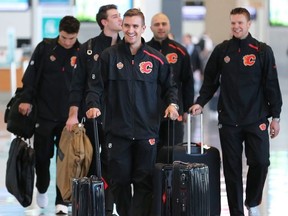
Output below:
[152,119,211,216]
[173,113,221,216]
[172,161,210,216]
[151,163,173,216]
[72,119,105,216]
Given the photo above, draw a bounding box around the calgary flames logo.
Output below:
[70,56,77,67]
[139,61,153,74]
[149,138,156,145]
[259,123,266,131]
[166,53,178,64]
[243,54,256,66]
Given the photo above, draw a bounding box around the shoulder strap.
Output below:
[258,41,267,70]
[87,38,93,56]
[34,38,53,89]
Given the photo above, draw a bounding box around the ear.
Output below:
[142,25,146,34]
[101,19,107,27]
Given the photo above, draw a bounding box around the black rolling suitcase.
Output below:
[151,163,173,216]
[152,120,210,216]
[172,161,210,216]
[72,119,105,216]
[173,113,221,216]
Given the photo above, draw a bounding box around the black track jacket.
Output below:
[196,33,282,126]
[86,38,178,139]
[147,37,194,114]
[69,32,121,116]
[21,37,80,122]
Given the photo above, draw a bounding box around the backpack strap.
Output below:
[87,38,93,55]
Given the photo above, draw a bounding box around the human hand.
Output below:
[66,115,79,132]
[189,104,203,116]
[164,105,179,120]
[86,108,101,119]
[270,119,280,138]
[18,103,32,116]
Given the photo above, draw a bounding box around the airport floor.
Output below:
[0,71,287,216]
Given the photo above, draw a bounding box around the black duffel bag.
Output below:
[5,137,35,207]
[4,88,37,139]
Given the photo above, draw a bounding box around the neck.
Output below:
[103,29,119,45]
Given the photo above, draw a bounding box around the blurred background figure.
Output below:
[182,33,202,99]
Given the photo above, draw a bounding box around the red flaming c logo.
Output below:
[139,61,153,74]
[166,53,178,64]
[70,56,77,67]
[243,54,256,66]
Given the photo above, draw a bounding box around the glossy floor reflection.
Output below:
[0,72,287,216]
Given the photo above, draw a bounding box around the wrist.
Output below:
[272,117,280,123]
[170,103,179,111]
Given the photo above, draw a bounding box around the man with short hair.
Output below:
[147,13,194,157]
[66,4,122,216]
[86,8,179,216]
[19,15,81,214]
[190,7,282,216]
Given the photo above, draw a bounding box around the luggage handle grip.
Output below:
[187,112,204,154]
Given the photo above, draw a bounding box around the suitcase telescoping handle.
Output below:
[92,119,102,178]
[187,112,204,154]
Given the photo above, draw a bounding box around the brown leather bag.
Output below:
[56,123,93,202]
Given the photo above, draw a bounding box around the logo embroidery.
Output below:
[94,54,99,61]
[117,62,124,69]
[224,56,230,63]
[70,56,77,67]
[50,55,56,61]
[139,61,153,74]
[243,54,256,66]
[166,53,178,64]
[259,123,266,131]
[149,139,155,145]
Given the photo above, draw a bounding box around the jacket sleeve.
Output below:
[181,50,195,112]
[158,61,178,107]
[263,45,282,118]
[85,53,104,110]
[21,41,46,103]
[69,44,87,107]
[195,44,222,107]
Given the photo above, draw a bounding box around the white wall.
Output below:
[0,11,31,48]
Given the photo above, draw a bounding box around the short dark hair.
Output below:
[59,15,80,34]
[230,7,251,21]
[123,8,145,26]
[96,4,118,30]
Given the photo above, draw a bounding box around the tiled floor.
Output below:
[0,70,287,216]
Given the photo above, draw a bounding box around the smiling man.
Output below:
[85,8,179,216]
[147,13,194,160]
[189,7,282,216]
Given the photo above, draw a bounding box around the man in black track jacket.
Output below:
[190,8,282,216]
[66,4,122,216]
[18,16,81,215]
[86,8,179,216]
[147,13,194,158]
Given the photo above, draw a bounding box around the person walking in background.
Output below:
[147,13,194,156]
[66,4,122,216]
[190,7,282,216]
[182,33,202,97]
[85,8,179,216]
[18,16,81,215]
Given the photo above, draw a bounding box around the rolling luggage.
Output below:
[151,163,173,216]
[173,113,221,216]
[172,161,210,216]
[152,120,210,216]
[72,119,105,216]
